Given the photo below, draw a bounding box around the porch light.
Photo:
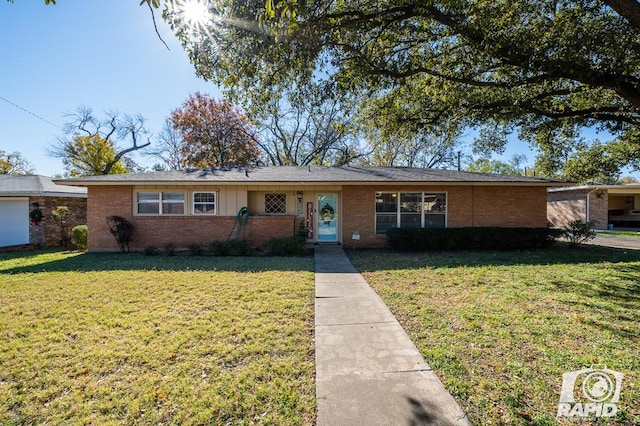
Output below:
[297,191,303,202]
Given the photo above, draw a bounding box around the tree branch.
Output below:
[603,0,640,30]
[146,1,170,50]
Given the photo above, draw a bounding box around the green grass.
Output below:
[598,230,640,238]
[0,250,316,425]
[348,246,640,425]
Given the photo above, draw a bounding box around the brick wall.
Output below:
[548,190,586,228]
[547,189,608,230]
[28,196,87,247]
[343,185,549,248]
[87,186,132,251]
[588,190,608,229]
[87,186,295,251]
[470,186,548,227]
[88,184,551,250]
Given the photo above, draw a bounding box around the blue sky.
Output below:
[1,0,220,176]
[1,1,627,179]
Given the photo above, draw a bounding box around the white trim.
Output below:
[192,191,218,215]
[134,190,186,216]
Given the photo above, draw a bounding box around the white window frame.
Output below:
[135,191,185,216]
[375,191,447,235]
[192,191,217,215]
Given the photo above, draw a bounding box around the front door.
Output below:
[317,193,338,242]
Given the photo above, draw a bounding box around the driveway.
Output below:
[584,233,640,250]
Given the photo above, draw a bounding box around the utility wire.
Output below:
[0,95,64,131]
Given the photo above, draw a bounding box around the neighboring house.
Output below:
[0,175,87,248]
[548,183,640,230]
[56,166,566,252]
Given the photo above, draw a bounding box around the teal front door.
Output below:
[317,194,338,242]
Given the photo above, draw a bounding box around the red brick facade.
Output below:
[342,185,549,248]
[87,186,295,251]
[86,184,549,251]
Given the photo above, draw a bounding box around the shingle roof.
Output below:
[55,166,568,186]
[0,175,87,197]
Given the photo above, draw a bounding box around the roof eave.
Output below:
[0,191,87,198]
[55,179,567,187]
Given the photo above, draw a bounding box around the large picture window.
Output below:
[137,192,185,215]
[193,192,217,215]
[375,192,446,234]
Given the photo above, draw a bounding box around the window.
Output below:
[137,192,184,215]
[424,193,446,228]
[375,192,446,234]
[400,192,422,228]
[193,192,217,215]
[265,193,287,214]
[375,192,398,235]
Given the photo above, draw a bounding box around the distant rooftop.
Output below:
[0,175,87,197]
[56,166,568,186]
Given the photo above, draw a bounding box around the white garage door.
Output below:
[0,198,29,247]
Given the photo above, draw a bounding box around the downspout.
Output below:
[586,187,600,223]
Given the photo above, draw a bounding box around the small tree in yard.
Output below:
[51,206,70,247]
[106,216,134,252]
[563,220,597,246]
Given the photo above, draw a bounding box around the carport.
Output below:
[548,183,640,229]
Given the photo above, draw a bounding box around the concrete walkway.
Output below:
[314,246,471,426]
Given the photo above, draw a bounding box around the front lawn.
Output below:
[348,246,639,425]
[598,230,640,238]
[0,250,315,425]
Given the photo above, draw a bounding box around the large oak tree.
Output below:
[159,0,640,160]
[27,0,640,176]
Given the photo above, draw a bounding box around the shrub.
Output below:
[71,225,88,250]
[208,240,227,256]
[106,216,134,252]
[386,227,563,251]
[164,243,176,256]
[563,220,597,245]
[226,239,251,256]
[265,236,306,256]
[188,243,204,256]
[208,240,251,256]
[144,246,158,256]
